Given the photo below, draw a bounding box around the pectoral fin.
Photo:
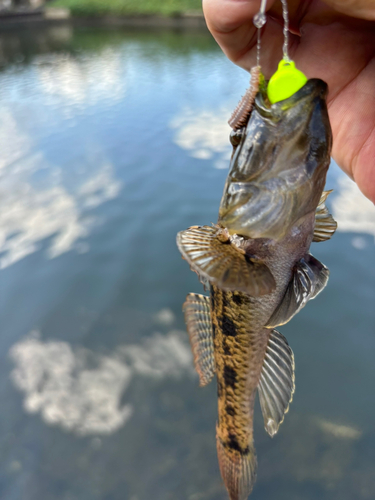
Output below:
[183,293,215,386]
[266,254,329,328]
[313,190,337,242]
[177,225,275,296]
[258,329,295,437]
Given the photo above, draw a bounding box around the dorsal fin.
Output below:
[183,293,215,386]
[313,189,337,242]
[258,329,295,437]
[266,254,329,328]
[177,225,275,297]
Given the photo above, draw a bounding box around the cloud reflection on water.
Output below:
[170,107,232,169]
[0,162,121,269]
[0,102,122,269]
[332,176,375,243]
[0,46,127,269]
[314,417,362,440]
[9,329,193,436]
[35,49,126,108]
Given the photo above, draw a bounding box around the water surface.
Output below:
[0,24,375,500]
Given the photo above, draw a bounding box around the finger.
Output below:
[286,16,375,202]
[330,57,375,203]
[202,0,306,75]
[321,0,375,20]
[202,0,277,64]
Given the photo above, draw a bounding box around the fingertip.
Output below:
[202,0,279,69]
[203,0,275,34]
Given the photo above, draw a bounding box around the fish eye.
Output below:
[230,128,244,147]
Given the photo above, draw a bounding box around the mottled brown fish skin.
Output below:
[211,286,268,454]
[210,285,272,500]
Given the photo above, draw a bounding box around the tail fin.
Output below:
[216,433,257,500]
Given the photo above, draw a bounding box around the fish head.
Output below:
[218,79,332,241]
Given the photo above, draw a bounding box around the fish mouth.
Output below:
[255,79,328,120]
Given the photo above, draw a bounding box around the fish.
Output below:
[176,72,337,500]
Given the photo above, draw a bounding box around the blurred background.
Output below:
[0,3,375,500]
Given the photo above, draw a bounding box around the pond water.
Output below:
[0,24,374,500]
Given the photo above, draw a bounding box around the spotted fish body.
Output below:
[177,75,337,500]
[211,286,266,497]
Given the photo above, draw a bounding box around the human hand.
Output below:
[203,0,375,203]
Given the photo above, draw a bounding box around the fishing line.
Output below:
[253,0,267,29]
[280,0,290,62]
[253,0,267,67]
[253,0,291,66]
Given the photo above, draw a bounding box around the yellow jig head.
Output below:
[267,59,308,104]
